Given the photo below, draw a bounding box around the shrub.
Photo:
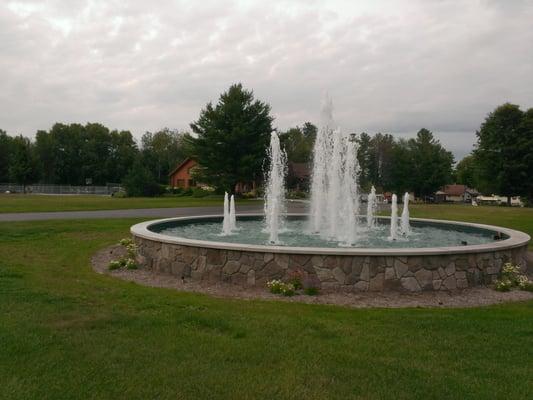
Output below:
[119,238,133,246]
[517,275,533,292]
[192,187,210,198]
[108,238,138,270]
[266,280,295,296]
[287,269,304,290]
[112,190,127,198]
[122,160,164,197]
[494,262,533,292]
[124,258,137,270]
[280,283,295,296]
[108,260,123,270]
[287,190,308,199]
[177,188,193,197]
[267,279,284,294]
[167,187,184,195]
[495,279,513,292]
[126,243,137,258]
[241,191,258,199]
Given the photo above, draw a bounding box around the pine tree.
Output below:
[187,83,273,193]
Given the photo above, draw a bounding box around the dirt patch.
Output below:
[92,245,533,309]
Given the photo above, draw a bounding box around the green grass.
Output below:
[0,194,259,213]
[1,216,532,399]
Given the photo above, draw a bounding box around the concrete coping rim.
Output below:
[130,213,530,256]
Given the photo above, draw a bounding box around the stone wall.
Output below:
[133,235,529,292]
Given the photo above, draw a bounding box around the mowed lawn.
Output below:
[0,194,259,213]
[1,210,532,399]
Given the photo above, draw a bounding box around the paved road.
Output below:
[0,201,308,222]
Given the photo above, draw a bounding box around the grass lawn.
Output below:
[0,194,259,213]
[1,214,532,399]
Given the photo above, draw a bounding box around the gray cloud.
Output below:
[1,0,533,160]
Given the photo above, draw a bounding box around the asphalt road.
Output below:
[0,201,308,222]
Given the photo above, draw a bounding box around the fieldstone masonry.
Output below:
[133,235,529,292]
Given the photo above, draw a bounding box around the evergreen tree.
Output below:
[408,129,454,198]
[188,83,273,192]
[122,159,163,197]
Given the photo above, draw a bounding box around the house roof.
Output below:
[168,157,197,177]
[442,184,467,196]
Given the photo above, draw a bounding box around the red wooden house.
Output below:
[168,158,198,189]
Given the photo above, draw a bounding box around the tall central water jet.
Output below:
[264,131,287,244]
[309,96,362,244]
[309,95,333,233]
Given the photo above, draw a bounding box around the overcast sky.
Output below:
[2,0,533,160]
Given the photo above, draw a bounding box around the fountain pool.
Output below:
[130,97,529,292]
[131,214,529,292]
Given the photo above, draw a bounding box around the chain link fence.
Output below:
[0,183,122,195]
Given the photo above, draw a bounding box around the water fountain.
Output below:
[389,194,398,241]
[131,97,530,292]
[367,186,378,229]
[264,131,287,244]
[401,192,410,236]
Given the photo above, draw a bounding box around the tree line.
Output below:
[0,124,191,190]
[1,84,531,202]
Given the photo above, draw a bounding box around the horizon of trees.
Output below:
[0,124,191,190]
[1,94,531,201]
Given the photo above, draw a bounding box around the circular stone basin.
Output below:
[151,215,500,248]
[131,214,530,293]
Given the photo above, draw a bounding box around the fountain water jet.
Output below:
[401,192,410,236]
[309,97,362,244]
[230,194,237,231]
[264,131,287,244]
[367,185,378,229]
[389,194,398,241]
[309,95,333,233]
[221,192,232,235]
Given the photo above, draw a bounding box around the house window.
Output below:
[177,179,185,187]
[188,179,195,187]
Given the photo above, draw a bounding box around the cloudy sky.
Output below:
[2,0,533,160]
